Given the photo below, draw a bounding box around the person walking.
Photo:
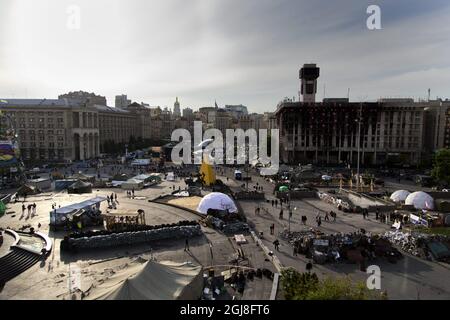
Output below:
[332,211,336,222]
[270,223,275,235]
[273,239,280,251]
[279,208,284,220]
[375,208,379,220]
[32,203,36,215]
[302,215,307,225]
[316,216,322,227]
[325,211,330,222]
[184,238,190,251]
[22,204,26,216]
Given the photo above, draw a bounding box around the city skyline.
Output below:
[1,0,450,112]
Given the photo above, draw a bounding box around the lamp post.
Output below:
[356,102,362,192]
[356,97,366,192]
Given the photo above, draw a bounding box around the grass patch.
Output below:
[411,226,450,236]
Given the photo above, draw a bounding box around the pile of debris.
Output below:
[318,192,353,212]
[280,229,402,266]
[201,209,249,234]
[61,221,202,252]
[382,231,450,262]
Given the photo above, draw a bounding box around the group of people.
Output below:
[21,203,37,218]
[107,193,119,208]
[125,189,135,199]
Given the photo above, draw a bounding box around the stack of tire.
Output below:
[61,223,202,252]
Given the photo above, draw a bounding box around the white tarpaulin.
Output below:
[86,260,203,300]
[390,190,411,203]
[405,191,435,210]
[121,178,144,190]
[197,192,238,214]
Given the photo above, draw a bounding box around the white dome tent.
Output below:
[405,191,435,210]
[197,192,238,214]
[390,190,411,203]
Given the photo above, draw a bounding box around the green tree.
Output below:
[431,148,450,186]
[280,268,385,300]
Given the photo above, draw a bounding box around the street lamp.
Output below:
[356,102,362,192]
[356,96,367,192]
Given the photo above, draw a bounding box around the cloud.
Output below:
[0,0,449,111]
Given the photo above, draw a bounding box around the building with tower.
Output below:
[276,63,449,166]
[299,64,320,103]
[173,97,181,118]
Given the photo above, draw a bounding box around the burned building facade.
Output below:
[276,64,449,166]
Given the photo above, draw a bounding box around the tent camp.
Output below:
[166,172,175,181]
[121,178,144,190]
[68,180,93,194]
[197,192,238,214]
[68,172,95,182]
[390,190,411,203]
[17,184,38,196]
[86,260,203,300]
[112,173,131,181]
[405,191,435,210]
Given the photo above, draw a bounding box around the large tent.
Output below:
[68,172,95,182]
[197,192,238,214]
[390,190,411,203]
[86,260,203,300]
[405,191,435,210]
[17,184,38,196]
[67,180,92,194]
[121,178,144,190]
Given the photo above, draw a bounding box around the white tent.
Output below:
[390,190,411,203]
[86,260,203,300]
[121,178,144,190]
[405,191,435,210]
[166,172,175,181]
[197,192,238,214]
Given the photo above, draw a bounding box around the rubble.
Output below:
[280,229,402,265]
[382,231,450,262]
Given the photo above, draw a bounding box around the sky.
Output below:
[0,0,449,113]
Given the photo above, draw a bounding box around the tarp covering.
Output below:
[405,191,435,210]
[68,173,94,181]
[121,178,144,190]
[68,180,92,194]
[51,196,107,215]
[133,174,152,181]
[17,184,37,195]
[197,192,238,214]
[390,190,411,203]
[112,173,131,181]
[87,260,203,300]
